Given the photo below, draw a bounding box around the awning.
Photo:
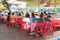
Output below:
[7,1,27,5]
[7,1,27,8]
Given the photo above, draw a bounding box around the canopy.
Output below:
[7,1,27,8]
[7,1,27,5]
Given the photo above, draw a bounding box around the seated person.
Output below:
[43,11,52,22]
[23,13,30,30]
[10,13,15,23]
[36,12,44,22]
[43,12,52,32]
[16,13,23,27]
[7,12,11,22]
[30,12,45,36]
[6,12,11,26]
[30,12,36,33]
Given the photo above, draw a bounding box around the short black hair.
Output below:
[2,14,4,16]
[47,15,51,18]
[26,13,30,17]
[40,12,44,17]
[12,13,14,15]
[18,13,21,16]
[32,12,35,18]
[8,12,11,15]
[7,12,11,21]
[44,11,47,15]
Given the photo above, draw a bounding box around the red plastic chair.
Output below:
[21,22,31,31]
[16,17,29,31]
[16,18,27,37]
[52,19,60,36]
[35,21,54,39]
[9,17,16,27]
[16,17,29,30]
[20,20,30,40]
[52,20,57,32]
[5,17,10,27]
[55,20,60,28]
[0,16,2,19]
[35,22,46,39]
[16,18,23,27]
[52,20,60,32]
[21,21,27,30]
[5,16,16,27]
[45,21,54,38]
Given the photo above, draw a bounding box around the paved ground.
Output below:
[0,23,60,40]
[47,31,60,40]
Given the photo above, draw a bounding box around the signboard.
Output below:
[56,0,60,7]
[50,0,60,7]
[27,1,38,8]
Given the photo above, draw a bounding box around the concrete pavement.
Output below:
[0,24,60,40]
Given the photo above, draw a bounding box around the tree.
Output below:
[2,0,11,12]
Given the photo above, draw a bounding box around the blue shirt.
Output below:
[32,18,36,23]
[36,18,43,22]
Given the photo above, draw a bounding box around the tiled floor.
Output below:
[0,24,60,40]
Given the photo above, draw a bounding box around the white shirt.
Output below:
[23,18,30,29]
[23,18,30,23]
[3,12,8,20]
